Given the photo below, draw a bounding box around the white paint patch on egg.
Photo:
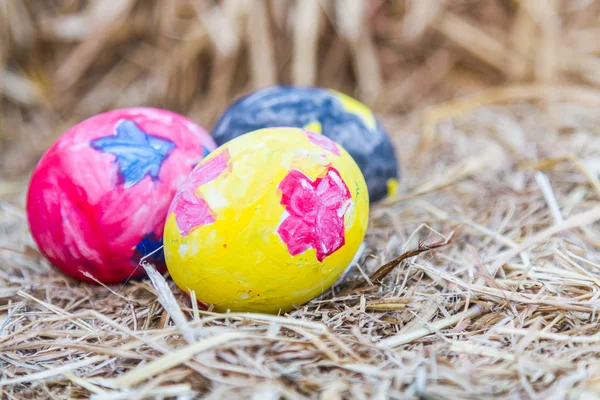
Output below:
[202,187,229,209]
[338,199,352,217]
[178,244,188,257]
[189,240,199,256]
[277,210,290,229]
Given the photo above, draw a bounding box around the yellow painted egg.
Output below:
[163,127,369,313]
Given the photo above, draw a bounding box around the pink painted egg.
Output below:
[26,107,216,284]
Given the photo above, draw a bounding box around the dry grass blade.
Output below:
[421,84,600,146]
[369,236,453,283]
[0,356,105,386]
[114,332,252,388]
[248,0,277,89]
[490,204,600,276]
[140,261,196,344]
[435,12,523,75]
[292,0,321,86]
[378,305,484,348]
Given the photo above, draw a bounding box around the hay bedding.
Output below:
[3,0,600,399]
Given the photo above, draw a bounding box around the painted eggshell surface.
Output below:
[27,107,217,284]
[164,127,369,314]
[211,85,399,203]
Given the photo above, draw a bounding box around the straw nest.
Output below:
[3,0,600,398]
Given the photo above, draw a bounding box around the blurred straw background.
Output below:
[1,0,599,177]
[4,0,600,398]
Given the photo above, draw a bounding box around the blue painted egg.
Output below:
[211,86,399,202]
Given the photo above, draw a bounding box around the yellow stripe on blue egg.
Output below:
[386,178,399,197]
[303,120,323,134]
[327,89,377,131]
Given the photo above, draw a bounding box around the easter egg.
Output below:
[26,107,217,284]
[211,85,399,202]
[164,127,369,313]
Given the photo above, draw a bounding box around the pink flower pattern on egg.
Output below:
[170,149,232,236]
[277,167,352,261]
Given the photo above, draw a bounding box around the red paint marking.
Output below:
[277,167,351,261]
[304,129,340,156]
[171,149,231,236]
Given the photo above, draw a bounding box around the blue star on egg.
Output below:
[91,119,175,188]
